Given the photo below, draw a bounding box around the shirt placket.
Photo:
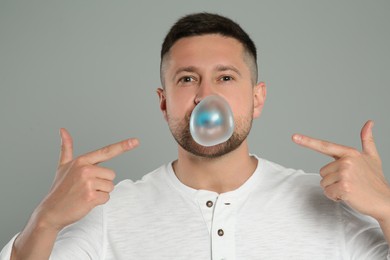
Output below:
[196,191,218,234]
[211,195,236,260]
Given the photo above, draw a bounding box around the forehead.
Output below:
[164,34,247,71]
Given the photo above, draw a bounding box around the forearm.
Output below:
[11,209,59,260]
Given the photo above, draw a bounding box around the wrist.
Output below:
[12,207,61,260]
[32,201,63,233]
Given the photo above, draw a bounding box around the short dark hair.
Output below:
[160,12,258,85]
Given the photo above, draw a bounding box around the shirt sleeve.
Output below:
[341,202,390,259]
[0,205,106,260]
[50,205,106,259]
[0,234,19,260]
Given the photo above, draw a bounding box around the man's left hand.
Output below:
[293,120,390,222]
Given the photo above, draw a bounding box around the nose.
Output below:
[194,81,214,105]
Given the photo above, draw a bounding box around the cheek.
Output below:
[229,94,253,117]
[166,93,195,117]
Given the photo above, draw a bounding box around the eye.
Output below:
[179,76,196,83]
[220,75,233,82]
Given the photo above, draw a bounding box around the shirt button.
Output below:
[206,200,213,207]
[218,229,224,236]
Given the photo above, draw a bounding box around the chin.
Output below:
[179,135,246,159]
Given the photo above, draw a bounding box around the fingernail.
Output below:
[293,134,302,143]
[128,139,139,148]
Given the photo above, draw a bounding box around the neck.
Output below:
[172,140,257,194]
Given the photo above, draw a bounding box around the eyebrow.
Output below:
[215,65,242,77]
[171,66,197,82]
[172,65,242,81]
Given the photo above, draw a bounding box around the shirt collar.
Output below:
[165,154,264,203]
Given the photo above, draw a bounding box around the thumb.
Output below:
[360,120,379,157]
[59,128,73,166]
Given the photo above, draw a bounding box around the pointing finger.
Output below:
[59,128,73,166]
[292,134,354,159]
[360,120,379,157]
[82,138,139,165]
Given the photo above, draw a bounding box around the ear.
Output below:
[157,88,168,122]
[253,82,266,118]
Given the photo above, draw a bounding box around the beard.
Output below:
[167,112,253,159]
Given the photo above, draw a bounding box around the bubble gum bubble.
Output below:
[190,95,234,147]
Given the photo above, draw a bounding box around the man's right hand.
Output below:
[11,129,139,260]
[38,128,139,231]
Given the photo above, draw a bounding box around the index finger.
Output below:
[292,134,353,159]
[81,138,139,165]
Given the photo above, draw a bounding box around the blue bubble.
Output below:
[190,95,234,147]
[196,110,223,127]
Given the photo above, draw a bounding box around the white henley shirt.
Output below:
[1,156,389,259]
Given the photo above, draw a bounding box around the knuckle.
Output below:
[80,165,92,175]
[339,169,349,180]
[108,170,116,180]
[60,143,71,154]
[319,167,327,177]
[73,156,87,167]
[85,179,94,189]
[61,144,66,153]
[323,188,333,199]
[319,179,326,188]
[78,166,93,180]
[319,141,331,152]
[101,145,112,156]
[121,140,131,151]
[74,157,86,167]
[348,149,360,157]
[83,190,96,202]
[340,157,354,168]
[339,180,351,193]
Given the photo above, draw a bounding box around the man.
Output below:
[1,12,390,259]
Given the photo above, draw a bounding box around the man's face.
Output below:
[158,34,266,158]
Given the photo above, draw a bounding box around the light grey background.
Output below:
[0,0,389,247]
